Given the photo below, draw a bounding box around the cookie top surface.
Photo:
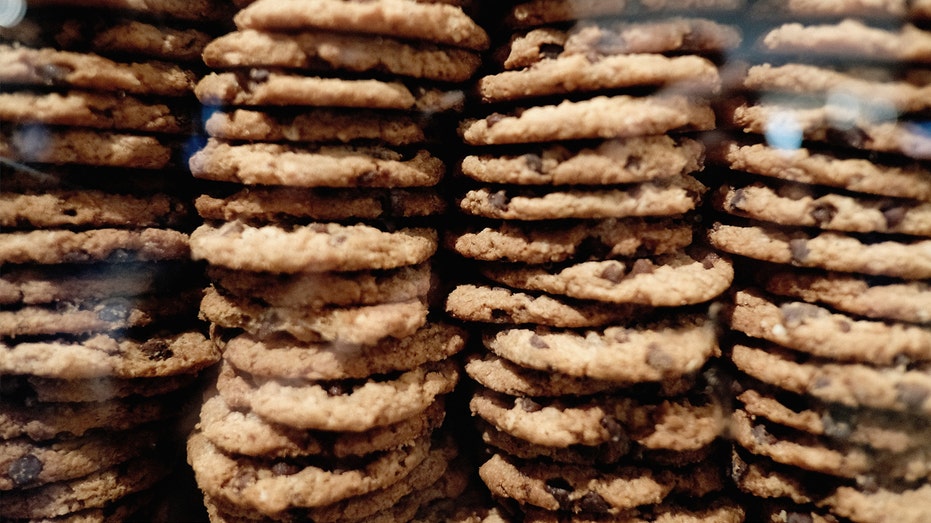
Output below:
[218,321,465,380]
[203,108,426,145]
[189,221,437,273]
[0,330,218,379]
[460,95,715,145]
[457,175,706,220]
[200,286,429,345]
[714,181,931,237]
[481,248,733,307]
[760,268,931,324]
[484,312,718,383]
[233,0,489,50]
[0,44,195,96]
[0,228,189,265]
[203,29,481,83]
[2,128,173,169]
[189,139,444,188]
[760,20,931,63]
[447,218,693,264]
[215,359,458,432]
[460,136,704,186]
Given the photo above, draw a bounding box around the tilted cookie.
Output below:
[22,372,198,403]
[504,0,743,28]
[477,418,632,466]
[0,228,189,265]
[481,248,733,306]
[484,312,718,383]
[461,136,704,186]
[727,288,931,365]
[189,139,443,188]
[203,29,481,82]
[760,268,931,324]
[460,94,715,145]
[458,175,706,220]
[0,128,173,169]
[190,221,437,273]
[760,19,931,63]
[708,222,931,280]
[200,286,428,345]
[1,189,191,230]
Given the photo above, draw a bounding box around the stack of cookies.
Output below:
[444,0,746,520]
[707,4,931,521]
[0,1,228,520]
[183,0,489,520]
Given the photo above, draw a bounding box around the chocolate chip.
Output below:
[271,462,301,476]
[813,376,832,389]
[523,153,543,173]
[614,329,631,343]
[809,203,838,226]
[596,32,628,55]
[838,320,851,333]
[624,154,642,172]
[578,491,611,514]
[544,478,574,509]
[647,343,674,371]
[780,302,821,325]
[37,63,74,85]
[529,334,549,349]
[730,452,748,483]
[309,223,329,233]
[327,384,349,396]
[826,126,869,148]
[821,411,853,439]
[585,50,601,63]
[880,202,908,228]
[249,68,270,83]
[518,397,542,413]
[328,234,347,246]
[599,263,625,283]
[751,423,776,445]
[97,301,129,322]
[789,239,810,264]
[701,251,719,270]
[9,454,43,487]
[539,43,564,59]
[628,259,655,276]
[141,339,174,361]
[488,190,508,212]
[786,511,815,523]
[729,188,748,210]
[857,474,879,493]
[896,383,930,410]
[599,416,624,442]
[486,113,506,128]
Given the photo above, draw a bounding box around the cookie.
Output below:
[471,388,724,451]
[730,340,931,414]
[0,91,193,133]
[503,0,744,28]
[0,427,158,490]
[716,141,931,202]
[707,222,931,280]
[742,63,931,114]
[760,268,931,324]
[460,94,715,145]
[519,499,745,523]
[478,453,725,515]
[0,228,190,265]
[0,330,218,380]
[194,70,465,112]
[457,175,706,220]
[217,322,465,380]
[480,248,733,307]
[209,263,432,309]
[483,313,718,383]
[446,218,693,264]
[195,187,444,223]
[747,0,911,18]
[477,418,632,466]
[760,20,931,63]
[203,108,426,145]
[215,360,458,431]
[499,19,741,71]
[189,221,437,273]
[1,189,191,230]
[446,284,654,328]
[0,44,195,96]
[233,0,489,51]
[478,54,721,103]
[460,136,704,186]
[198,392,446,458]
[715,181,931,236]
[1,128,173,169]
[189,139,444,188]
[23,372,198,402]
[21,0,233,21]
[726,288,931,365]
[203,29,481,83]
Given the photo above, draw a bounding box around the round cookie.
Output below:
[208,263,433,309]
[204,108,426,145]
[460,136,704,186]
[484,312,718,383]
[203,29,481,83]
[232,0,489,50]
[189,221,437,273]
[200,286,428,345]
[446,218,694,264]
[707,222,931,280]
[189,139,444,188]
[217,321,465,380]
[760,19,931,63]
[0,228,190,265]
[1,128,173,169]
[759,268,931,324]
[446,284,654,328]
[1,189,191,230]
[480,248,733,306]
[215,360,458,431]
[457,175,706,220]
[459,94,715,145]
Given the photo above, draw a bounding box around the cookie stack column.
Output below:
[182,0,490,520]
[0,2,229,520]
[442,1,748,520]
[705,4,931,521]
